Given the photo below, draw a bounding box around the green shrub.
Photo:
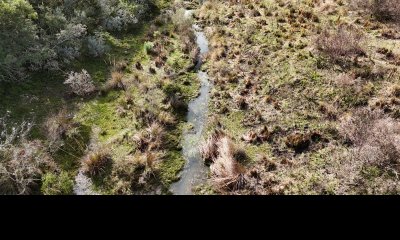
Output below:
[143,41,155,55]
[41,171,74,195]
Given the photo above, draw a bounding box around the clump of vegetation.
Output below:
[45,108,74,152]
[210,136,247,191]
[87,33,109,57]
[0,119,56,195]
[64,70,96,96]
[316,24,365,61]
[285,133,311,153]
[200,131,247,192]
[41,171,74,195]
[82,149,112,178]
[200,129,225,165]
[337,108,400,193]
[105,71,125,91]
[133,123,165,152]
[0,0,155,82]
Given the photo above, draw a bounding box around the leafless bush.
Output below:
[372,0,400,22]
[0,120,56,195]
[0,119,32,149]
[339,108,400,174]
[316,24,365,61]
[64,69,96,96]
[351,0,400,22]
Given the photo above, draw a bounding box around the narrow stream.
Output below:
[170,8,211,195]
[73,4,210,196]
[74,169,99,195]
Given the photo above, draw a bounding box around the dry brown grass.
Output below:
[133,122,165,152]
[83,149,112,177]
[105,71,125,91]
[200,129,225,165]
[210,137,247,191]
[200,131,247,191]
[44,108,73,151]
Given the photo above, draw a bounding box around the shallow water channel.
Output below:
[170,9,211,195]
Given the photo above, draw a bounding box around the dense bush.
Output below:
[0,0,156,82]
[87,33,108,57]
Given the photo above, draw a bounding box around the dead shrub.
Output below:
[0,140,56,195]
[371,0,400,22]
[351,0,400,22]
[339,108,400,174]
[64,70,96,96]
[316,24,365,61]
[1,120,56,195]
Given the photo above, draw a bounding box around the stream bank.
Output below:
[170,6,211,195]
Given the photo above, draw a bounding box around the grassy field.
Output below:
[196,0,400,194]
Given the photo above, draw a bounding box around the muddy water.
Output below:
[170,9,211,195]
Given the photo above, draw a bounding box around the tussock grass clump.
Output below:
[133,122,165,152]
[285,133,311,153]
[83,149,112,177]
[45,108,73,151]
[242,126,271,144]
[200,130,247,191]
[200,129,225,165]
[105,71,125,91]
[316,24,365,61]
[210,137,247,191]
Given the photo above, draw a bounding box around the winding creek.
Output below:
[73,3,211,195]
[170,8,211,195]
